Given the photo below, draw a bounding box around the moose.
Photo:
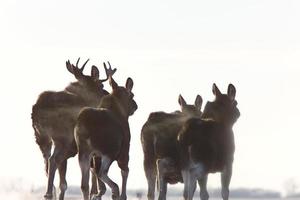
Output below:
[141,95,203,200]
[31,58,116,200]
[178,83,240,200]
[74,76,137,200]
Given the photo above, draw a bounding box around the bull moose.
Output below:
[75,76,138,200]
[178,83,240,200]
[141,95,203,200]
[31,58,116,200]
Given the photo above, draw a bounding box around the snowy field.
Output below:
[0,192,293,200]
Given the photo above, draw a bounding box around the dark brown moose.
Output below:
[75,76,137,200]
[31,58,116,200]
[141,95,202,200]
[178,83,240,200]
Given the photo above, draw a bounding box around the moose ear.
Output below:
[109,76,118,90]
[66,60,74,74]
[227,83,236,100]
[195,95,203,110]
[91,65,99,80]
[125,77,134,92]
[212,83,221,97]
[178,94,187,107]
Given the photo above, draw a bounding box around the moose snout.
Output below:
[232,107,240,123]
[129,100,138,116]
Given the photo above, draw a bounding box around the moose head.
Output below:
[66,58,117,95]
[178,94,202,118]
[202,83,240,126]
[109,76,138,117]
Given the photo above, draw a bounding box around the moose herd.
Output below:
[31,58,240,200]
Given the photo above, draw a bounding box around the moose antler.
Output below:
[75,57,89,72]
[81,58,90,72]
[75,57,80,68]
[66,57,90,78]
[100,61,117,82]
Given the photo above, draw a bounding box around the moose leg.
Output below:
[145,169,156,200]
[58,160,68,200]
[182,170,189,200]
[118,149,129,200]
[91,178,107,200]
[182,169,196,200]
[183,163,205,200]
[221,164,232,200]
[90,172,98,196]
[143,152,156,200]
[99,156,119,200]
[44,146,66,199]
[98,180,107,196]
[79,152,91,200]
[117,153,130,200]
[156,159,169,200]
[119,166,129,200]
[198,175,209,200]
[91,157,107,200]
[90,157,100,196]
[145,168,156,200]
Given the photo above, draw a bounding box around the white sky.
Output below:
[1,0,300,195]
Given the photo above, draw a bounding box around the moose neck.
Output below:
[65,82,104,107]
[201,103,235,130]
[99,94,129,123]
[182,112,202,119]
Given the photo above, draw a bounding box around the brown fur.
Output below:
[178,84,240,200]
[31,58,116,200]
[75,77,137,200]
[141,95,202,200]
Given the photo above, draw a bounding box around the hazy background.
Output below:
[1,0,300,198]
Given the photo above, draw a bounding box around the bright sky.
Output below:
[1,0,300,195]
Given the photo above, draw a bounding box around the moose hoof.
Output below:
[111,187,120,200]
[91,195,101,200]
[120,194,127,200]
[112,194,120,200]
[90,188,98,196]
[43,193,53,200]
[91,194,102,200]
